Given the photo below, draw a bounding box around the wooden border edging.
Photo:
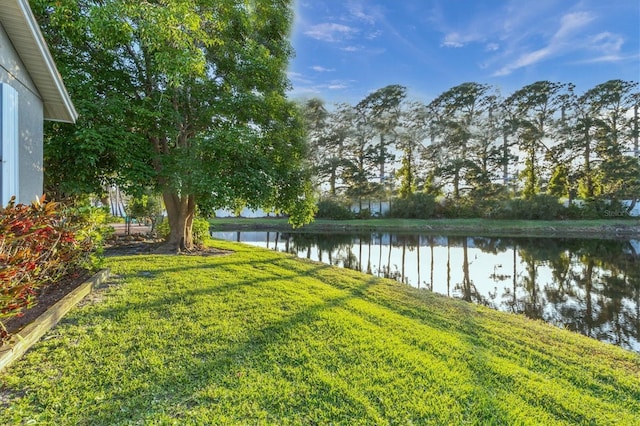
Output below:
[0,268,111,373]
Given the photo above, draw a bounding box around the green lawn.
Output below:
[210,217,639,237]
[1,240,639,425]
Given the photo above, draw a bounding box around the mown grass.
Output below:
[1,240,639,425]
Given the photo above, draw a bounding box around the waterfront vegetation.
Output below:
[1,240,638,424]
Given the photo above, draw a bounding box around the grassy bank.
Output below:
[210,217,640,238]
[1,241,639,424]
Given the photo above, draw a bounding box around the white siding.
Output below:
[0,82,19,206]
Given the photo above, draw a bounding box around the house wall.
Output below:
[0,22,44,204]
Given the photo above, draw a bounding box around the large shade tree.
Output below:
[33,0,315,251]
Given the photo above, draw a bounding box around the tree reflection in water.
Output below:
[213,231,640,352]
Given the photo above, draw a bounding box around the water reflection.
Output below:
[212,231,640,353]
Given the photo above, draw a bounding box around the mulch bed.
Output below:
[2,234,231,340]
[2,270,91,337]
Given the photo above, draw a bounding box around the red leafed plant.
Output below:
[0,195,93,343]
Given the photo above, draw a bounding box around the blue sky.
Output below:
[287,0,640,104]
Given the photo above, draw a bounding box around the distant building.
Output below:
[0,0,77,205]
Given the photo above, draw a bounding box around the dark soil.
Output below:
[2,270,91,337]
[2,234,231,341]
[103,233,232,256]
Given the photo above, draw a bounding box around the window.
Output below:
[1,82,19,206]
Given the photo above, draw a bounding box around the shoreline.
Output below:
[208,218,640,239]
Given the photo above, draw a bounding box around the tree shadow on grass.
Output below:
[72,274,380,424]
[80,259,336,325]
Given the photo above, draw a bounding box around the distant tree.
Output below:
[34,0,315,251]
[503,81,569,198]
[570,80,639,200]
[547,164,570,198]
[356,85,407,184]
[598,156,640,208]
[302,98,331,190]
[304,102,355,197]
[343,103,377,208]
[396,101,429,197]
[428,82,496,198]
[467,92,504,198]
[587,80,639,158]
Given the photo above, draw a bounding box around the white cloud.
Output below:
[366,30,383,40]
[304,23,358,42]
[433,2,609,77]
[589,32,624,54]
[485,43,500,52]
[324,79,355,90]
[494,47,553,76]
[287,71,313,84]
[311,66,335,72]
[571,32,631,64]
[346,0,383,25]
[288,79,354,98]
[492,10,597,76]
[341,46,360,52]
[441,32,466,48]
[553,12,594,41]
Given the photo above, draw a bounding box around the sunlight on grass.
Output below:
[1,240,638,424]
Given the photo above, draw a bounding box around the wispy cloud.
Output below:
[366,30,383,40]
[304,23,359,42]
[346,0,380,25]
[432,1,619,76]
[553,12,595,40]
[575,32,636,64]
[327,83,349,90]
[493,11,596,76]
[287,78,356,99]
[485,43,500,52]
[287,71,313,85]
[493,48,554,76]
[441,32,475,48]
[588,32,624,55]
[311,66,335,72]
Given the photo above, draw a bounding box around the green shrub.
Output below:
[438,197,481,219]
[492,194,564,220]
[126,192,163,230]
[563,201,607,219]
[156,216,210,245]
[156,218,170,239]
[192,217,211,245]
[63,204,112,269]
[563,199,632,220]
[355,208,372,219]
[315,199,354,220]
[387,193,436,219]
[107,215,126,223]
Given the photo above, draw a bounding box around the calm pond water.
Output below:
[212,231,640,353]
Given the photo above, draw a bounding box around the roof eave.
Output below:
[2,0,78,123]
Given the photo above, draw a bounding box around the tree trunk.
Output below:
[584,128,593,198]
[330,169,336,196]
[161,191,196,252]
[453,171,460,199]
[634,103,638,158]
[379,134,385,184]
